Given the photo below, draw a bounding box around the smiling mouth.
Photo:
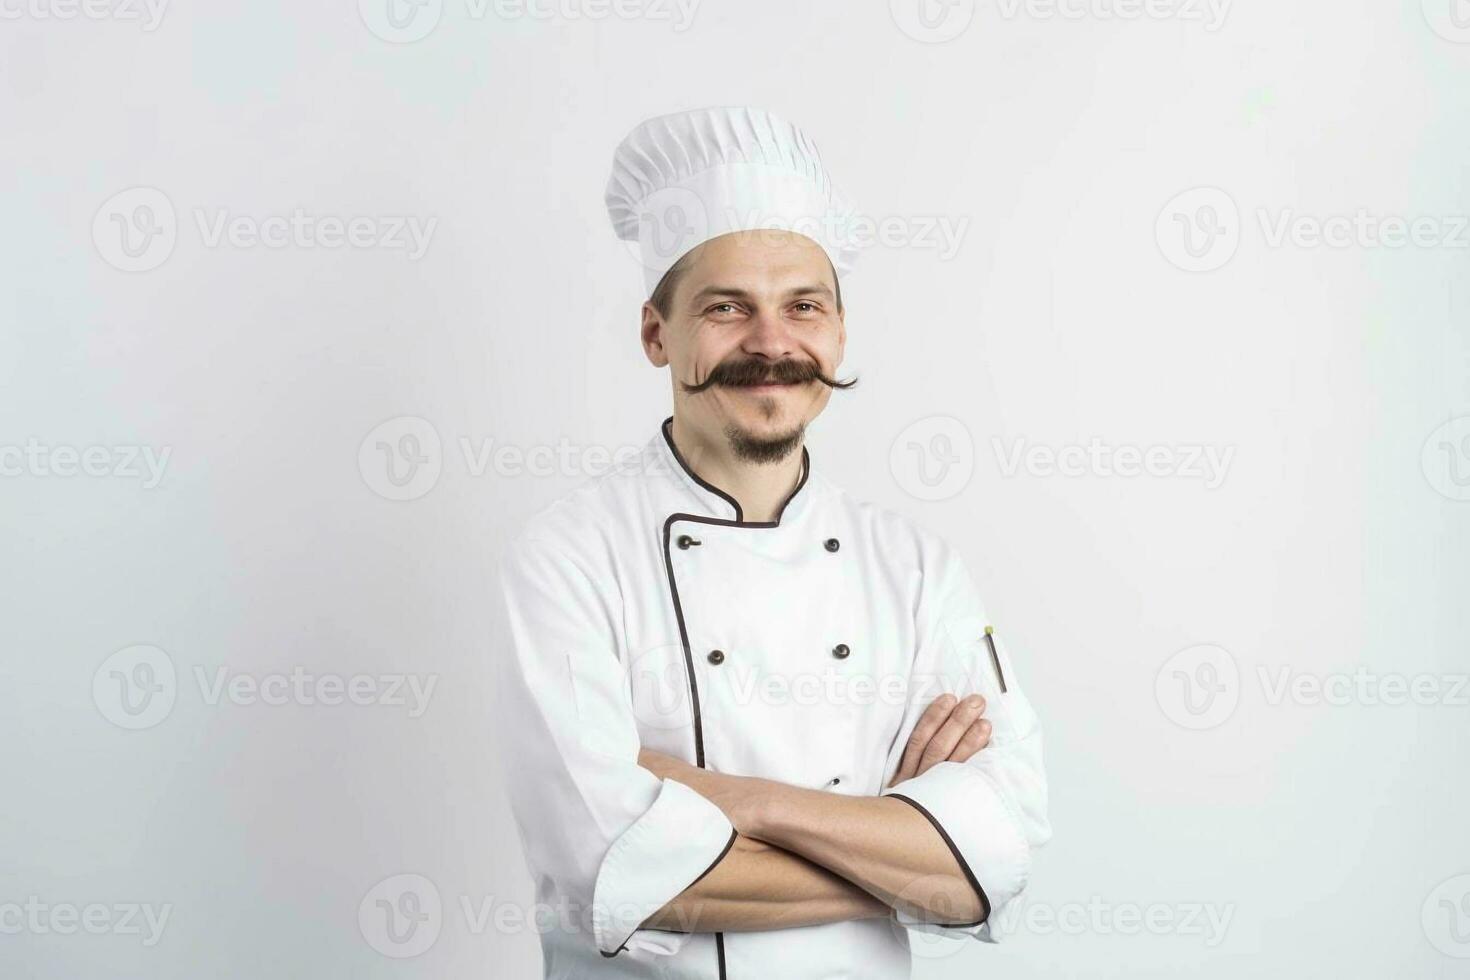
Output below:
[728,380,805,392]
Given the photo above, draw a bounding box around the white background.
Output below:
[2,0,1468,977]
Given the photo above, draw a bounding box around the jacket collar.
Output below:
[654,416,812,526]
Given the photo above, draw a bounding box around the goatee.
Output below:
[725,421,805,464]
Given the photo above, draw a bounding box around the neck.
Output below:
[669,414,806,523]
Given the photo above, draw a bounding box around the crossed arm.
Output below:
[642,693,993,934]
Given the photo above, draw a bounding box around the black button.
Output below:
[824,538,840,552]
[707,649,725,665]
[677,534,701,550]
[832,643,850,660]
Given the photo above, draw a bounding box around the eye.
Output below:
[791,301,822,315]
[705,302,742,316]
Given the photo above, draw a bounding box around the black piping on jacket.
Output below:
[885,793,993,928]
[656,417,811,978]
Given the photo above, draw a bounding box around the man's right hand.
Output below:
[887,694,991,788]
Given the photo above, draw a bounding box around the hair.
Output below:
[648,246,845,320]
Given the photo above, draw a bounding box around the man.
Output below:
[498,106,1049,979]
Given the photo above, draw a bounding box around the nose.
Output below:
[740,307,795,360]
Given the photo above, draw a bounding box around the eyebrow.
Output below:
[688,283,835,305]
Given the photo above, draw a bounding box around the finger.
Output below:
[917,695,986,776]
[890,695,958,787]
[948,718,993,765]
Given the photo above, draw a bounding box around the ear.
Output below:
[641,302,669,368]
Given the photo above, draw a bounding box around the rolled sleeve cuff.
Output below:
[883,761,1031,942]
[591,778,736,957]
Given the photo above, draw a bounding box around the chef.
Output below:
[497,106,1050,979]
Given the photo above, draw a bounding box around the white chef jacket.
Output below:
[496,418,1050,979]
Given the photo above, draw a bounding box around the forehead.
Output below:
[677,230,835,296]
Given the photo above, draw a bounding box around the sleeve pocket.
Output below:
[941,615,1038,745]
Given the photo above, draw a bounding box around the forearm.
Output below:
[645,834,890,933]
[637,751,984,927]
[748,783,986,925]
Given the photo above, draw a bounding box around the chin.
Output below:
[721,405,806,464]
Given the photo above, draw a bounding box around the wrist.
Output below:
[738,778,802,842]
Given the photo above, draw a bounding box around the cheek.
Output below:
[803,329,843,370]
[691,334,742,374]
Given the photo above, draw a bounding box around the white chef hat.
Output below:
[605,106,861,296]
